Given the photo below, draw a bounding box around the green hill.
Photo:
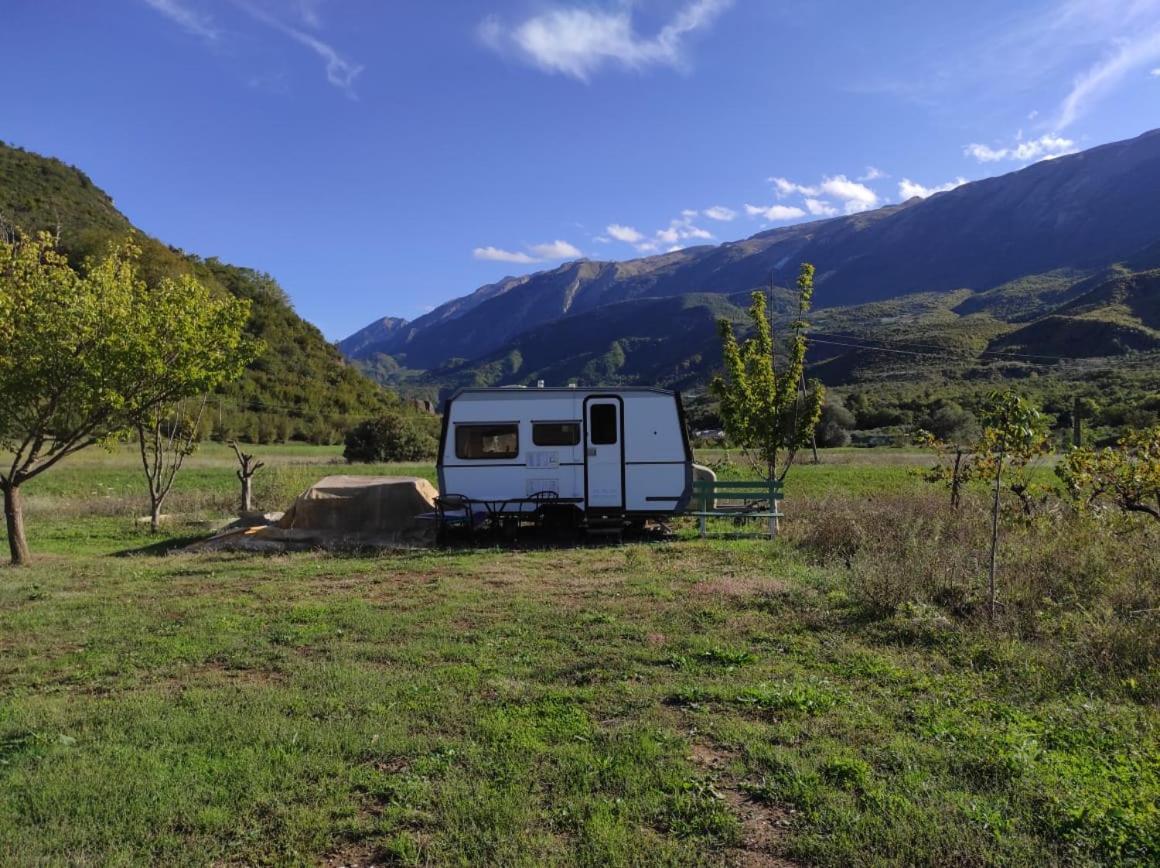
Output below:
[0,141,401,443]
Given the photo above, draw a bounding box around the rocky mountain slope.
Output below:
[345,128,1160,394]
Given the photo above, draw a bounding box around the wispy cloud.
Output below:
[744,204,807,221]
[703,205,736,221]
[606,213,714,253]
[606,224,644,244]
[474,246,537,264]
[140,0,219,41]
[964,133,1076,163]
[858,166,886,181]
[1057,28,1160,127]
[803,198,838,216]
[768,174,878,214]
[898,177,968,199]
[474,239,582,264]
[1152,66,1160,75]
[479,0,732,81]
[529,240,583,259]
[237,1,362,95]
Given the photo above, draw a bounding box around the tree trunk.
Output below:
[150,498,162,534]
[987,453,1004,623]
[4,483,31,566]
[240,476,253,514]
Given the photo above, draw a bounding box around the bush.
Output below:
[343,413,438,463]
[784,492,1159,696]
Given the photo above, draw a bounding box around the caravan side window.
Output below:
[532,421,580,446]
[455,424,519,459]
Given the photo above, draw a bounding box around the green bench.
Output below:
[690,479,784,538]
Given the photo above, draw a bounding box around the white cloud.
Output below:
[1153,67,1160,76]
[858,166,886,181]
[703,205,736,221]
[745,204,807,221]
[475,238,582,263]
[481,0,732,81]
[474,246,537,264]
[236,1,362,95]
[769,174,878,214]
[529,239,583,259]
[141,0,219,40]
[898,177,968,199]
[1057,29,1160,128]
[804,198,838,216]
[964,133,1077,163]
[607,214,713,252]
[606,224,645,244]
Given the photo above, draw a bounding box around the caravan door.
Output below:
[584,396,624,510]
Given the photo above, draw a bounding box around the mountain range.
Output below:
[341,128,1160,399]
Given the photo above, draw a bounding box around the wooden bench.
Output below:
[689,479,784,538]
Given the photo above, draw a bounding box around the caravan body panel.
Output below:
[437,387,692,519]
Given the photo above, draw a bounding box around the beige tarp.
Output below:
[192,475,439,552]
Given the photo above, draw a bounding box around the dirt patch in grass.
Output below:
[318,842,388,868]
[689,741,798,868]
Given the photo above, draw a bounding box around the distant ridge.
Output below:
[343,128,1160,394]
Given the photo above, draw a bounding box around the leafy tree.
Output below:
[712,263,825,481]
[817,398,856,448]
[135,398,206,533]
[923,401,979,444]
[0,232,257,564]
[1056,425,1160,522]
[344,413,438,464]
[977,391,1051,621]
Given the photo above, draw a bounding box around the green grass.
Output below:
[1,447,1156,865]
[0,542,1155,865]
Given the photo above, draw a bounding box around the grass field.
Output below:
[1,445,1156,865]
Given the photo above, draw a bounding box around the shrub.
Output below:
[343,413,438,463]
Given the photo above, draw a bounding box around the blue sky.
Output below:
[3,1,1159,339]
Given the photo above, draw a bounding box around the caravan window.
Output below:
[589,403,618,445]
[455,424,519,459]
[532,421,580,446]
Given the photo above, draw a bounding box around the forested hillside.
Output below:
[0,141,400,443]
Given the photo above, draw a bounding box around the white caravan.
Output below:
[437,386,693,525]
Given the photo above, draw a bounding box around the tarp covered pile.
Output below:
[191,475,439,552]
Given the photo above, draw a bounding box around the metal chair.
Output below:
[527,490,560,530]
[434,494,478,540]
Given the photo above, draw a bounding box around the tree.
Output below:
[712,263,825,482]
[343,413,438,464]
[923,400,979,444]
[229,441,265,514]
[913,429,976,509]
[1056,425,1160,522]
[976,391,1050,621]
[135,398,206,533]
[0,232,258,564]
[817,398,856,448]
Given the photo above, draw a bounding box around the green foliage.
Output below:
[0,232,257,562]
[1057,425,1160,521]
[343,413,439,463]
[0,141,399,447]
[712,263,825,480]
